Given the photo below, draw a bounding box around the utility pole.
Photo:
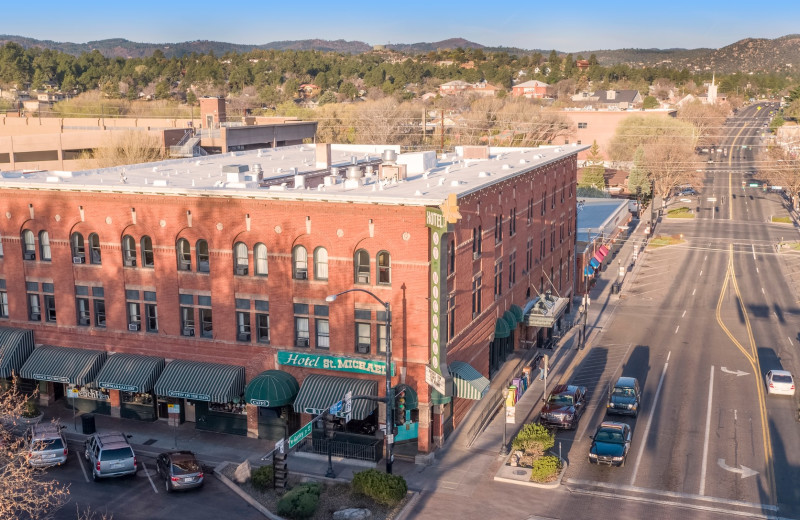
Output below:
[440,110,444,154]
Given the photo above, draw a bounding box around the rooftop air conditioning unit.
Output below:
[128,323,140,331]
[183,327,195,337]
[73,256,84,264]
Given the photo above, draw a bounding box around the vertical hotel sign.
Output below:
[426,194,461,378]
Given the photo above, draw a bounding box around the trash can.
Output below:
[611,282,621,294]
[81,414,96,435]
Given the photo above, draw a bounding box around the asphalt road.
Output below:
[41,440,261,520]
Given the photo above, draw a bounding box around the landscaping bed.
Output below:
[505,423,563,483]
[221,464,409,520]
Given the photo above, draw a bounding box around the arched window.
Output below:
[39,231,51,261]
[355,249,370,284]
[293,246,308,279]
[233,242,248,275]
[377,251,391,285]
[71,232,85,263]
[254,243,268,276]
[196,239,209,273]
[314,247,328,280]
[122,235,136,266]
[141,236,154,268]
[22,230,35,260]
[88,233,102,264]
[176,238,191,271]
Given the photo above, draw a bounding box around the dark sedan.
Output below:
[156,450,204,492]
[588,422,632,467]
[539,384,587,429]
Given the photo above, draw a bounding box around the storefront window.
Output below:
[208,402,246,415]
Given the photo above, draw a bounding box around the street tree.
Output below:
[765,146,800,211]
[0,378,70,519]
[627,146,652,198]
[677,100,728,147]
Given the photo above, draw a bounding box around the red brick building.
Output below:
[0,142,582,456]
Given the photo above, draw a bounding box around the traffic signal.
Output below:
[394,391,406,426]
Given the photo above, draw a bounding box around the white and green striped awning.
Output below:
[0,327,35,378]
[96,354,166,393]
[293,374,378,420]
[154,360,245,403]
[19,345,107,385]
[450,361,490,400]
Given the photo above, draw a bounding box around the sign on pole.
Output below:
[344,391,353,423]
[329,401,343,414]
[425,365,447,395]
[275,438,285,455]
[288,422,313,449]
[506,406,516,424]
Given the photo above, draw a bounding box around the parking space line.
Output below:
[630,352,670,486]
[141,461,159,493]
[675,326,679,334]
[699,365,714,496]
[76,448,90,483]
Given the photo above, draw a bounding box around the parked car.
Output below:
[589,421,632,467]
[156,450,204,492]
[539,384,587,429]
[765,370,795,396]
[27,423,68,467]
[84,431,137,481]
[607,376,641,417]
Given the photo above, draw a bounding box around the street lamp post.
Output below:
[327,289,394,474]
[500,388,509,455]
[324,413,335,478]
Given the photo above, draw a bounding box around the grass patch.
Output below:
[779,242,800,251]
[648,235,685,248]
[772,216,792,224]
[666,206,694,218]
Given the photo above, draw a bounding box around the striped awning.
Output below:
[494,318,511,339]
[0,327,35,378]
[394,383,418,410]
[589,257,600,268]
[20,345,107,385]
[293,374,378,420]
[598,245,610,256]
[245,370,299,407]
[95,354,165,393]
[584,266,595,276]
[450,361,490,400]
[593,252,605,264]
[154,360,245,403]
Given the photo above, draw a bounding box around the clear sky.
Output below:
[3,0,798,52]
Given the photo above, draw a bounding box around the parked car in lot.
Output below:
[607,376,641,417]
[156,450,204,492]
[84,431,137,481]
[27,423,68,467]
[539,384,587,429]
[589,421,632,467]
[765,370,795,396]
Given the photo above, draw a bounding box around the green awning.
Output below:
[494,318,511,339]
[154,360,245,403]
[20,345,107,385]
[450,361,490,400]
[394,383,418,410]
[293,374,377,420]
[503,310,518,330]
[245,370,299,407]
[0,327,35,378]
[95,354,165,393]
[431,388,452,405]
[510,304,524,324]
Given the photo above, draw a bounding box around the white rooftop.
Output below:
[0,143,587,207]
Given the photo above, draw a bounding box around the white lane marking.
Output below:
[76,450,90,482]
[675,326,680,334]
[757,267,759,274]
[692,289,696,296]
[752,244,757,260]
[789,337,795,347]
[761,287,765,295]
[142,461,159,493]
[718,458,759,479]
[704,255,708,261]
[630,354,670,486]
[682,310,686,318]
[720,367,749,376]
[699,365,714,496]
[700,270,703,276]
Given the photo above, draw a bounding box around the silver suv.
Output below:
[28,423,68,467]
[84,431,137,481]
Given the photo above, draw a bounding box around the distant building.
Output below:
[571,90,643,110]
[512,80,550,99]
[438,80,503,97]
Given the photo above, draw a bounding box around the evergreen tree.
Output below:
[579,140,606,191]
[628,146,651,197]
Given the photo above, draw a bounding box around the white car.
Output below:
[765,370,795,396]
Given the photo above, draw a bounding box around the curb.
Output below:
[493,457,569,489]
[214,461,283,520]
[393,491,421,520]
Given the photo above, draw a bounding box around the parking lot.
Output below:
[41,440,261,520]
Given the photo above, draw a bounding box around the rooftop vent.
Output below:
[222,164,249,174]
[382,149,397,164]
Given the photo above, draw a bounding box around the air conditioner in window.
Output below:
[24,252,36,260]
[78,317,90,326]
[238,333,251,342]
[295,270,307,280]
[356,343,370,354]
[182,327,195,337]
[73,256,84,264]
[234,266,248,276]
[124,257,136,267]
[128,323,140,331]
[357,274,369,284]
[295,338,309,347]
[178,261,190,271]
[30,313,41,321]
[473,251,480,260]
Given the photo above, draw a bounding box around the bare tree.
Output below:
[764,146,800,211]
[0,379,70,519]
[81,130,165,169]
[677,100,728,148]
[353,98,415,145]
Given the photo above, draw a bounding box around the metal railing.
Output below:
[296,435,381,463]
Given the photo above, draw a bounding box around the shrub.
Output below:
[250,465,274,491]
[772,216,792,223]
[667,207,693,218]
[511,423,554,457]
[21,400,40,418]
[530,455,562,483]
[351,468,407,507]
[276,482,321,519]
